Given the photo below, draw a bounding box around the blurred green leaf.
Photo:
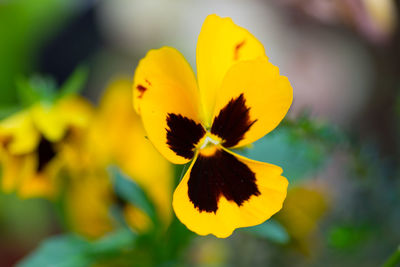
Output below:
[235,115,344,184]
[16,77,42,107]
[18,229,137,267]
[16,75,57,106]
[17,234,92,267]
[383,245,400,267]
[109,166,157,222]
[0,105,21,119]
[327,224,373,251]
[0,0,70,106]
[244,220,290,244]
[88,229,136,255]
[58,65,89,98]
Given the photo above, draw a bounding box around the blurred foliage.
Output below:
[237,113,345,184]
[0,0,71,106]
[244,220,289,244]
[18,229,137,267]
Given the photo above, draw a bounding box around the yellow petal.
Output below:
[0,111,40,155]
[196,14,266,125]
[211,57,292,148]
[0,153,25,193]
[57,96,94,130]
[30,102,67,142]
[172,149,288,238]
[31,97,93,142]
[123,204,153,233]
[66,171,114,239]
[18,153,60,199]
[133,47,202,164]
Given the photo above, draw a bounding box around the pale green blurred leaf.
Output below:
[58,65,89,98]
[16,75,57,106]
[18,229,137,267]
[236,116,344,184]
[244,220,290,244]
[109,166,157,221]
[17,235,92,267]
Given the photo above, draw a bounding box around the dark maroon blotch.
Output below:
[37,137,56,172]
[234,40,246,60]
[211,93,257,148]
[166,113,206,159]
[136,84,147,98]
[188,149,260,213]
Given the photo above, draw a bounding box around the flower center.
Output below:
[198,133,221,157]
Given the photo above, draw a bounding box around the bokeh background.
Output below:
[0,0,399,266]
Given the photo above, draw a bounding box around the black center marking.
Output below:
[211,93,257,148]
[188,149,260,213]
[37,137,56,172]
[166,114,206,159]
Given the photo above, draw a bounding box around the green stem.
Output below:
[383,245,400,267]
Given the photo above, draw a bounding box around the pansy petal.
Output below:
[196,14,266,125]
[30,97,92,143]
[211,57,293,148]
[30,102,68,142]
[172,149,288,238]
[0,111,40,155]
[133,47,203,164]
[0,153,24,193]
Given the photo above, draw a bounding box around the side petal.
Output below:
[172,149,288,238]
[133,47,203,164]
[0,111,40,155]
[31,97,93,143]
[0,153,24,193]
[30,102,68,142]
[211,57,293,148]
[196,14,266,125]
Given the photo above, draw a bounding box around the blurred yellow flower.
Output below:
[0,96,93,199]
[133,14,293,237]
[276,186,328,254]
[64,79,173,238]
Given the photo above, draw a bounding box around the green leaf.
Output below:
[16,77,42,107]
[244,220,290,244]
[16,75,57,106]
[88,229,136,256]
[18,230,137,267]
[58,65,89,98]
[383,245,400,267]
[109,166,157,221]
[236,127,327,183]
[0,105,21,119]
[17,234,92,267]
[327,224,373,251]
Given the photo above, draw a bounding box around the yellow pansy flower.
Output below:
[133,14,293,238]
[64,79,173,237]
[276,186,328,254]
[0,96,93,199]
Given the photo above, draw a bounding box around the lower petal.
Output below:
[172,149,288,238]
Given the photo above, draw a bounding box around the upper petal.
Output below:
[0,111,40,155]
[133,47,203,164]
[211,57,293,148]
[30,96,93,142]
[172,148,288,238]
[196,14,266,126]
